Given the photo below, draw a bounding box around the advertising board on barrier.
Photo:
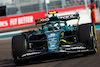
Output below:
[0,12,46,29]
[0,15,33,28]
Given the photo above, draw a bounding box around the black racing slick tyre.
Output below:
[12,35,28,65]
[78,23,98,54]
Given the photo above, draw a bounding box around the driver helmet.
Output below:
[48,24,53,31]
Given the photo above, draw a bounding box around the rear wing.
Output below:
[58,13,80,21]
[35,13,80,25]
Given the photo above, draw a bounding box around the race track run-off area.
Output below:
[0,30,100,67]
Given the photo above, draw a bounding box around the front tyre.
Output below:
[12,35,28,65]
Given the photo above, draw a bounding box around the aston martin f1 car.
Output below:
[12,12,98,65]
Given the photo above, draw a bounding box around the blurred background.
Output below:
[0,0,100,33]
[0,0,91,16]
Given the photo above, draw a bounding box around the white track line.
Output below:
[0,30,22,37]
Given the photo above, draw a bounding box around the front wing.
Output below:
[14,43,94,61]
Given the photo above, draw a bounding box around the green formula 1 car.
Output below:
[12,12,98,65]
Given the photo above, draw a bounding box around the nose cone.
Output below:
[45,31,61,52]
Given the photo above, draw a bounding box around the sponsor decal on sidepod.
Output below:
[22,52,41,57]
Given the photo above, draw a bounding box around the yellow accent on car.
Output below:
[77,16,80,19]
[61,32,64,36]
[39,42,46,49]
[73,24,78,26]
[94,25,97,40]
[48,11,58,14]
[94,44,97,52]
[59,39,73,44]
[60,32,64,38]
[43,47,45,49]
[25,39,27,50]
[91,26,93,36]
[95,48,97,52]
[60,39,67,43]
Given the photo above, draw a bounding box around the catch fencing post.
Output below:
[15,0,21,15]
[44,0,50,17]
[84,0,88,9]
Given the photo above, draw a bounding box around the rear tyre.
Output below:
[78,23,98,54]
[12,35,28,65]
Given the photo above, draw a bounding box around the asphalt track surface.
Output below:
[0,30,100,67]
